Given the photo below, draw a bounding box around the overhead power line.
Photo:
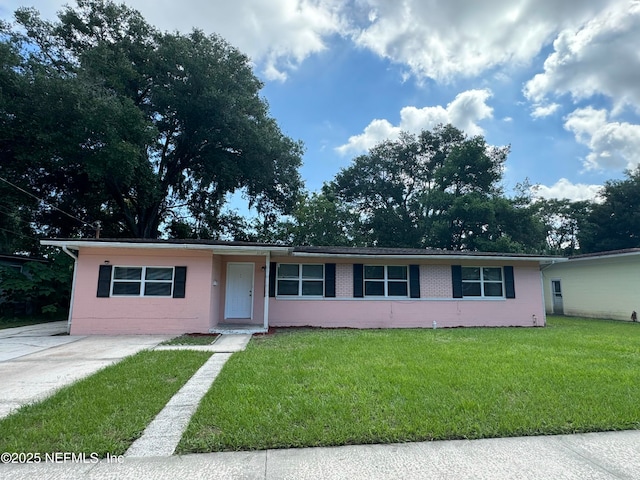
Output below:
[0,175,97,230]
[0,226,39,241]
[0,205,34,225]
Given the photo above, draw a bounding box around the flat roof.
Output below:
[0,253,48,263]
[40,239,561,263]
[40,238,291,255]
[42,238,287,248]
[567,248,640,261]
[291,245,562,263]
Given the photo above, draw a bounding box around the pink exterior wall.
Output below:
[210,256,222,326]
[421,264,451,298]
[70,248,214,335]
[68,247,546,334]
[336,263,353,297]
[269,260,545,328]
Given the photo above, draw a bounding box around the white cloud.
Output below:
[1,0,347,82]
[134,0,351,81]
[353,0,614,82]
[531,103,560,118]
[335,119,400,155]
[564,107,640,171]
[0,1,60,20]
[533,179,603,203]
[6,0,630,88]
[336,89,493,155]
[524,1,640,114]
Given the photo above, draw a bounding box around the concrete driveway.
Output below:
[0,321,75,362]
[0,322,171,419]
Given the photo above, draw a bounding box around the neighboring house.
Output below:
[542,248,640,321]
[41,238,560,335]
[0,253,46,272]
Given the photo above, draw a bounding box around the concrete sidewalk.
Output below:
[2,430,639,479]
[126,335,251,457]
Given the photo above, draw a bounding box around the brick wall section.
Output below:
[421,264,451,298]
[336,263,353,298]
[335,262,451,299]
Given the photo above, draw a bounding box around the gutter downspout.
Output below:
[61,246,78,334]
[263,252,270,331]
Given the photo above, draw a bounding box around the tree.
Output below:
[531,198,591,255]
[322,125,544,251]
[278,191,364,246]
[0,250,73,317]
[0,180,40,254]
[577,168,640,253]
[0,0,303,240]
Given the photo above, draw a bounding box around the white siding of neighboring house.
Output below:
[542,254,640,321]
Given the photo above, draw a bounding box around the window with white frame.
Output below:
[276,264,324,296]
[364,265,408,297]
[461,267,503,297]
[111,266,174,297]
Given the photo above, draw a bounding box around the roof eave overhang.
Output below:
[290,251,565,264]
[567,251,640,262]
[40,240,292,256]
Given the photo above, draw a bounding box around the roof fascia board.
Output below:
[40,240,565,263]
[290,251,564,263]
[40,240,291,255]
[567,251,640,263]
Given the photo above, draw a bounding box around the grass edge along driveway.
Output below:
[0,350,212,457]
[178,316,640,453]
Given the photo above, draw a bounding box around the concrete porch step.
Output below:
[210,324,266,335]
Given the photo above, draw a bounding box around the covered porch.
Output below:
[210,246,286,334]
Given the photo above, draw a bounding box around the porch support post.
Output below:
[263,251,270,330]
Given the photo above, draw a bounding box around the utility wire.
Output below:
[0,205,34,225]
[0,175,96,229]
[0,226,39,241]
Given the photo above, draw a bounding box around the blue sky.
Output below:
[2,0,640,204]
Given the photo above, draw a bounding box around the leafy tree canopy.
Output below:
[577,167,640,253]
[0,0,303,243]
[287,125,547,252]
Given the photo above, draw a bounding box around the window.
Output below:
[111,266,174,297]
[364,265,408,297]
[461,267,503,297]
[276,264,324,296]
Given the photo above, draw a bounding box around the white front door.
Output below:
[225,263,254,319]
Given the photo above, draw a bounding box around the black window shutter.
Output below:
[173,266,187,298]
[353,263,364,298]
[409,264,420,298]
[97,265,112,298]
[325,263,336,298]
[504,266,516,299]
[451,265,463,298]
[268,262,277,297]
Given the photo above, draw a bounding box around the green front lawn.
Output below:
[178,316,640,453]
[0,350,211,456]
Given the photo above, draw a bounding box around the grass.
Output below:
[178,316,640,453]
[0,350,211,457]
[160,333,220,346]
